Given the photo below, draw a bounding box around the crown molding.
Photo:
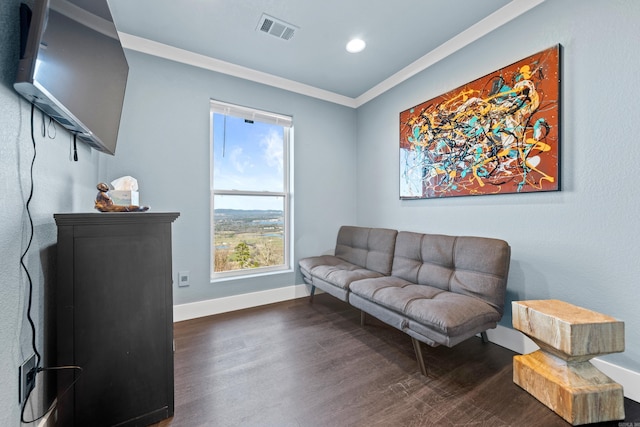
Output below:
[355,0,546,107]
[118,0,545,109]
[117,33,357,108]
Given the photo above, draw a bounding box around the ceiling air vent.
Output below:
[256,13,298,41]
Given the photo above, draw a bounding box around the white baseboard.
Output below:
[173,284,313,322]
[173,285,639,404]
[484,323,541,355]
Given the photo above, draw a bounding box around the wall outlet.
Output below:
[19,354,37,404]
[178,271,190,287]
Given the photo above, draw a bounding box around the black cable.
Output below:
[21,366,83,424]
[20,104,85,424]
[47,117,56,139]
[21,103,41,367]
[19,103,41,423]
[73,134,78,161]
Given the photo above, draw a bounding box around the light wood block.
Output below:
[512,300,625,425]
[514,350,624,425]
[512,299,624,360]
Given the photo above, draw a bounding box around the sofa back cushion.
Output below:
[391,231,511,314]
[335,226,398,275]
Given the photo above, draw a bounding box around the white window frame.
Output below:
[209,100,293,281]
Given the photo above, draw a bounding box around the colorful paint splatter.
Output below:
[399,45,559,199]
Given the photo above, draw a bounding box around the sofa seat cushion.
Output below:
[350,277,501,337]
[299,255,337,281]
[299,255,385,290]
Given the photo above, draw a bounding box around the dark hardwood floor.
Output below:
[153,294,640,427]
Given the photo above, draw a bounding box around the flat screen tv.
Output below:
[14,0,129,155]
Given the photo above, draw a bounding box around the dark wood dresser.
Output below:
[54,212,179,427]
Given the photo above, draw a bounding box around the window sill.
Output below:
[210,268,294,284]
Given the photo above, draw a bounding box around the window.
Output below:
[210,100,292,279]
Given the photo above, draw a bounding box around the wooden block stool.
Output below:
[512,299,625,425]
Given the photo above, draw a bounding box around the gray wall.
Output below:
[355,0,640,373]
[101,51,358,304]
[1,0,100,424]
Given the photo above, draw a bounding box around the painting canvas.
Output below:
[399,45,560,199]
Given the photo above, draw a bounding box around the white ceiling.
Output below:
[68,0,545,107]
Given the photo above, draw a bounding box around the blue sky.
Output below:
[212,114,285,210]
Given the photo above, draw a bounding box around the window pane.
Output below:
[212,114,284,192]
[213,195,285,273]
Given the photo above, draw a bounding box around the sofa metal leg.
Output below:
[360,311,366,326]
[411,337,428,376]
[309,285,316,303]
[481,331,489,343]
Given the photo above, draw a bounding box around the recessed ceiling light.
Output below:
[346,38,366,53]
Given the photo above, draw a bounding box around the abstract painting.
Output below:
[399,45,560,199]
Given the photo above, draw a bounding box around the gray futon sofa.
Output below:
[299,225,511,375]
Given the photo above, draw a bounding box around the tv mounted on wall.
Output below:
[14,0,129,155]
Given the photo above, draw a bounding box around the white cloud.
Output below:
[230,146,250,173]
[261,129,283,173]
